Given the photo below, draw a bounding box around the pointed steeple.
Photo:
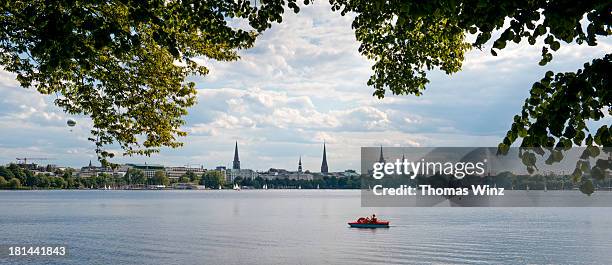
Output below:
[232,141,240,170]
[298,156,303,173]
[88,160,93,168]
[378,145,385,163]
[321,142,328,173]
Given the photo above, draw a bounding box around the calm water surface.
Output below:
[1,190,612,265]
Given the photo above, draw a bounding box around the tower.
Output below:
[232,141,240,170]
[378,145,385,163]
[321,142,329,173]
[298,156,303,173]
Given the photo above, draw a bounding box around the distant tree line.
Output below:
[3,163,609,192]
[0,164,362,190]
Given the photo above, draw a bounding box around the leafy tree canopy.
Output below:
[1,0,302,164]
[329,0,609,97]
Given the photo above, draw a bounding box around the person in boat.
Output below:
[371,214,377,223]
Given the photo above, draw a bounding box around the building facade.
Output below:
[126,163,164,178]
[227,169,259,182]
[165,166,206,180]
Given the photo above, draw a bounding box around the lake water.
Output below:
[1,190,612,264]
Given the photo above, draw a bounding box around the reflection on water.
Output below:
[1,190,612,265]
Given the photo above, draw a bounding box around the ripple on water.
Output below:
[2,191,612,265]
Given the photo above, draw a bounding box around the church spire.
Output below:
[233,141,240,170]
[321,142,328,173]
[378,145,385,163]
[298,156,303,173]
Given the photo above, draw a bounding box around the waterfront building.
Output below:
[286,171,314,180]
[126,163,164,178]
[258,168,286,180]
[258,167,313,181]
[228,168,259,182]
[290,156,313,180]
[226,141,259,182]
[79,160,123,178]
[165,166,206,180]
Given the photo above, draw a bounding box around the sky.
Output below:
[0,2,610,171]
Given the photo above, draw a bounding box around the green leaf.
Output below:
[571,167,582,182]
[550,41,560,51]
[579,180,594,196]
[591,167,605,181]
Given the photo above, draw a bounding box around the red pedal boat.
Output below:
[348,216,390,228]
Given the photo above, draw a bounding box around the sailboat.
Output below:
[218,185,222,190]
[317,184,320,189]
[263,184,268,190]
[298,185,302,190]
[233,183,241,191]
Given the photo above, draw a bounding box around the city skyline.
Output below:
[6,141,346,173]
[0,1,610,171]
